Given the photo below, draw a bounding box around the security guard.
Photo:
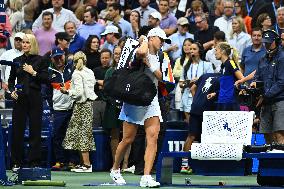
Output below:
[252,29,284,144]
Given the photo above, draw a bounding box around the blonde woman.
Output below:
[228,16,252,57]
[62,51,97,173]
[9,34,48,170]
[9,0,24,33]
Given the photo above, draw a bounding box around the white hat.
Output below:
[14,32,25,39]
[149,11,162,21]
[101,25,119,36]
[147,28,171,44]
[177,17,189,25]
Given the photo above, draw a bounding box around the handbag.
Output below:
[103,48,157,106]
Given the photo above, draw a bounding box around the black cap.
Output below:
[55,32,71,41]
[262,30,279,44]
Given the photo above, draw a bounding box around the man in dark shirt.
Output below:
[194,14,220,53]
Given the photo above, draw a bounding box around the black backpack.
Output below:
[103,48,157,106]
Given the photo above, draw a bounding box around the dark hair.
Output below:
[42,11,53,20]
[180,38,194,66]
[112,23,122,39]
[118,36,127,48]
[235,0,248,18]
[256,13,270,29]
[251,27,262,33]
[214,31,226,41]
[84,35,100,53]
[138,25,154,37]
[109,3,122,14]
[100,48,112,57]
[111,45,122,67]
[84,7,98,21]
[130,10,141,30]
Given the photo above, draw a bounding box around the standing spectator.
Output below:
[47,47,75,171]
[0,32,24,93]
[164,17,194,62]
[77,8,105,40]
[173,38,194,109]
[147,11,161,28]
[134,0,157,27]
[194,13,220,52]
[34,11,57,56]
[83,35,101,70]
[107,3,134,38]
[228,16,252,58]
[9,34,48,170]
[159,0,178,36]
[93,48,111,127]
[32,0,81,32]
[205,30,226,73]
[214,0,234,39]
[241,27,265,82]
[129,10,141,39]
[65,21,86,54]
[23,0,38,29]
[62,51,97,172]
[256,13,273,32]
[101,25,121,52]
[234,0,252,35]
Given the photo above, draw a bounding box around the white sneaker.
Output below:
[140,175,160,188]
[73,165,92,173]
[110,169,126,185]
[122,165,135,174]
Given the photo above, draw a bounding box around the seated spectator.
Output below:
[9,0,24,35]
[256,13,273,31]
[62,51,97,173]
[99,0,116,20]
[148,11,162,28]
[23,0,39,29]
[129,10,141,39]
[234,0,252,35]
[228,16,252,58]
[65,21,86,54]
[101,25,121,52]
[205,31,225,73]
[169,0,185,19]
[133,0,157,27]
[159,0,178,36]
[75,0,98,21]
[83,35,101,70]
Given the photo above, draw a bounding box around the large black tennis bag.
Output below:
[104,66,157,106]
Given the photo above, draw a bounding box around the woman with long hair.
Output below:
[208,42,246,111]
[83,35,101,70]
[228,16,251,58]
[173,38,194,110]
[129,10,141,39]
[9,34,48,170]
[179,42,214,123]
[62,51,97,173]
[234,0,252,34]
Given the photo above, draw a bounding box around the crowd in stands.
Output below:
[1,0,284,179]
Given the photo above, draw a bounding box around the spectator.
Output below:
[83,35,101,70]
[159,0,178,36]
[228,16,252,58]
[92,48,111,127]
[8,0,24,35]
[275,7,284,35]
[185,0,205,34]
[169,0,185,19]
[256,13,273,31]
[205,30,226,73]
[0,32,24,93]
[9,34,48,170]
[134,0,157,27]
[194,13,220,52]
[62,51,97,172]
[234,0,252,35]
[173,38,194,109]
[241,27,265,82]
[214,0,234,39]
[75,0,98,21]
[164,17,194,62]
[34,11,57,56]
[107,3,134,38]
[77,8,105,40]
[99,0,116,20]
[208,0,224,25]
[47,47,75,171]
[147,11,161,28]
[100,25,121,52]
[65,21,86,54]
[23,0,38,29]
[33,0,52,21]
[129,10,141,39]
[32,0,81,32]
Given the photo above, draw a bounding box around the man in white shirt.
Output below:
[32,0,81,32]
[213,0,234,39]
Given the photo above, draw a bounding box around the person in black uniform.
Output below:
[8,34,48,170]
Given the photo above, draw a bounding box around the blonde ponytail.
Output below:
[73,51,87,71]
[217,42,240,67]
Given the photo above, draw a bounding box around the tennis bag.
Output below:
[104,65,157,106]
